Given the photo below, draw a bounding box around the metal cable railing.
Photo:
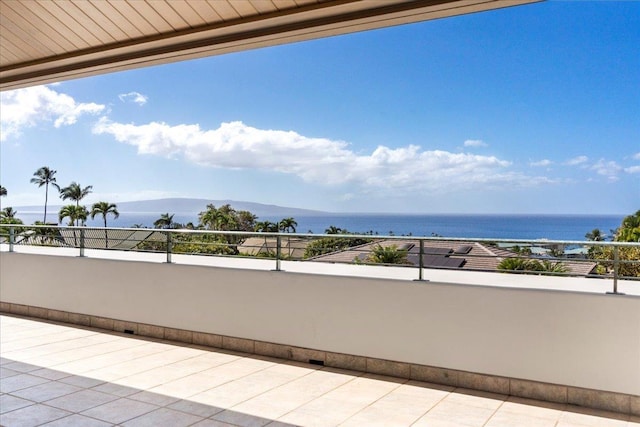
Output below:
[1,224,638,293]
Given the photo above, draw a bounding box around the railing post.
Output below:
[612,246,619,294]
[9,226,14,252]
[275,235,282,271]
[414,239,425,281]
[79,228,85,257]
[166,231,172,263]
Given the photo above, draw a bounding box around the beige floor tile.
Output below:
[0,367,22,378]
[558,408,629,427]
[0,394,34,414]
[485,410,559,427]
[121,407,204,427]
[45,389,119,412]
[2,361,41,373]
[129,390,181,406]
[213,409,274,427]
[0,403,71,427]
[115,365,192,389]
[168,399,225,418]
[0,373,51,393]
[443,389,506,410]
[417,401,497,427]
[191,419,237,427]
[58,374,105,388]
[29,368,72,381]
[80,397,159,424]
[12,380,81,403]
[340,383,448,427]
[147,371,227,399]
[500,397,565,420]
[40,414,113,427]
[228,400,289,423]
[89,381,140,397]
[322,375,401,404]
[276,398,366,427]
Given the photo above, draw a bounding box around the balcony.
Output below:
[1,226,639,425]
[3,314,638,426]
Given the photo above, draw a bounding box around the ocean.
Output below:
[12,212,624,241]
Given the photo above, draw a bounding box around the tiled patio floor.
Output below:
[1,314,638,427]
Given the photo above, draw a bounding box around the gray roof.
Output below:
[310,239,597,276]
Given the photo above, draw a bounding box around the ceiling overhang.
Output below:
[0,0,539,91]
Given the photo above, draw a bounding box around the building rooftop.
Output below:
[2,314,637,427]
[310,239,598,277]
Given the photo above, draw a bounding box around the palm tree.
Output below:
[59,204,88,246]
[90,202,119,227]
[254,220,278,249]
[279,217,298,233]
[59,205,88,226]
[325,225,344,234]
[60,182,93,207]
[91,202,119,247]
[585,228,605,241]
[278,217,298,256]
[255,220,278,233]
[154,213,175,229]
[616,210,640,242]
[30,167,60,223]
[199,205,231,231]
[0,207,17,219]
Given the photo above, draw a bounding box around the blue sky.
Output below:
[1,1,638,215]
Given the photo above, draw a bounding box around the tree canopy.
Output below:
[615,210,640,242]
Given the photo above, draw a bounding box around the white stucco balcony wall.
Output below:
[1,248,638,397]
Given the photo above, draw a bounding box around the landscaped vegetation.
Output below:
[586,210,640,277]
[497,258,568,274]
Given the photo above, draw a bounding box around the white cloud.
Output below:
[590,159,622,182]
[93,119,546,193]
[625,166,640,174]
[530,159,552,167]
[565,155,588,166]
[463,139,488,148]
[118,91,148,106]
[0,85,105,141]
[633,152,640,160]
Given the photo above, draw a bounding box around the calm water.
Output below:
[13,212,624,241]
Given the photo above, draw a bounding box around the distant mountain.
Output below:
[16,198,327,218]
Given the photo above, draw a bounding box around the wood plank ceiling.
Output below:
[0,0,539,91]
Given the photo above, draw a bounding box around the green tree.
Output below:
[90,202,119,228]
[60,182,93,208]
[236,210,258,231]
[0,217,24,241]
[304,235,372,258]
[90,202,119,247]
[325,225,344,234]
[0,186,6,196]
[615,210,640,242]
[154,213,175,229]
[497,258,568,274]
[199,204,232,231]
[0,207,17,219]
[59,204,88,226]
[255,220,278,233]
[30,166,60,223]
[366,244,408,264]
[585,228,605,241]
[279,217,298,233]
